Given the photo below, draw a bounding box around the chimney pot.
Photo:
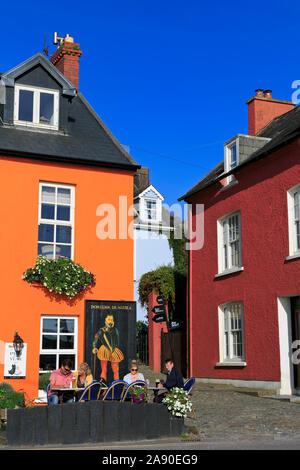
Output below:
[50,34,82,90]
[264,89,272,99]
[255,89,264,97]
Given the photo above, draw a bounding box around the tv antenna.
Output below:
[43,35,49,56]
[53,32,73,47]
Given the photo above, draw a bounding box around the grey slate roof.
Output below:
[179,104,300,201]
[0,53,139,171]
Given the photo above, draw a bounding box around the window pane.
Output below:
[57,245,71,258]
[39,92,54,125]
[230,145,237,168]
[60,319,74,333]
[39,354,57,371]
[42,334,57,349]
[38,243,54,258]
[59,335,74,349]
[43,318,57,333]
[59,355,75,370]
[41,186,55,203]
[18,89,33,122]
[57,188,71,205]
[57,205,70,221]
[41,204,55,220]
[38,224,54,242]
[56,225,71,244]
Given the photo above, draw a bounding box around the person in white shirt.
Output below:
[123,360,145,384]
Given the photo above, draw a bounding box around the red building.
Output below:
[179,89,300,395]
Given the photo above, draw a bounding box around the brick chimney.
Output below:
[246,89,295,136]
[50,35,82,90]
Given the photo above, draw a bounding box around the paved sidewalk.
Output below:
[138,365,300,442]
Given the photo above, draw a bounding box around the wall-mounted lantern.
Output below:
[13,332,24,357]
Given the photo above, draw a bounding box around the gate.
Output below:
[161,330,187,377]
[136,331,149,365]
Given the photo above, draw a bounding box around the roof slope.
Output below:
[179,104,300,201]
[0,54,139,170]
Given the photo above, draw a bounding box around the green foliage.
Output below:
[136,320,148,335]
[131,385,149,402]
[168,223,187,273]
[22,256,95,299]
[138,265,175,309]
[39,372,51,392]
[0,383,24,409]
[0,382,14,393]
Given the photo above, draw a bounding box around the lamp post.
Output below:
[13,332,24,357]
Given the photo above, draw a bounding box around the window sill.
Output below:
[285,253,300,262]
[215,266,244,279]
[220,179,239,192]
[216,361,247,367]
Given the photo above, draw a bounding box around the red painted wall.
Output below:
[188,138,300,382]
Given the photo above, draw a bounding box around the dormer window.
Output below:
[14,84,59,130]
[224,138,239,185]
[145,199,157,220]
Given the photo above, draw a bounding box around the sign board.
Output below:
[4,343,27,379]
[152,313,167,323]
[84,300,136,384]
[169,320,184,331]
[152,305,166,315]
[156,295,165,305]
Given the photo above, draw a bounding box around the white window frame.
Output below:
[39,315,78,373]
[224,138,239,185]
[141,197,162,223]
[287,183,300,257]
[217,211,242,274]
[38,182,75,260]
[218,302,245,364]
[14,84,59,130]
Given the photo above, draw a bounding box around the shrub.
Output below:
[39,372,51,391]
[0,384,24,409]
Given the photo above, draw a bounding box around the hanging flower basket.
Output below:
[22,256,95,299]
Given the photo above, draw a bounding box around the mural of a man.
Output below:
[92,314,124,382]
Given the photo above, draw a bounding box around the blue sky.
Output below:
[1,0,299,210]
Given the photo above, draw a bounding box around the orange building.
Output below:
[0,35,139,400]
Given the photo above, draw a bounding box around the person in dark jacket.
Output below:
[156,358,184,403]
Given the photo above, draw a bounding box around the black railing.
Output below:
[136,331,149,365]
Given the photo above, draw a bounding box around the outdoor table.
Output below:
[148,386,167,403]
[51,386,108,403]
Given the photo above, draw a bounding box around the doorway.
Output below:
[291,297,300,394]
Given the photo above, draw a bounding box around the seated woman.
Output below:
[123,360,145,385]
[73,362,93,400]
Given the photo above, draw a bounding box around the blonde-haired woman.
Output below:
[73,362,93,390]
[123,360,145,385]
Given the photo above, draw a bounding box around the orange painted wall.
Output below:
[0,156,134,400]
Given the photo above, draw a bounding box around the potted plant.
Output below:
[130,384,149,404]
[162,387,193,418]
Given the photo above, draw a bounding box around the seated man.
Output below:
[48,358,74,405]
[156,358,184,403]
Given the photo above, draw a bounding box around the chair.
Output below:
[78,381,102,402]
[122,380,147,402]
[46,382,51,405]
[101,380,127,401]
[183,377,196,418]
